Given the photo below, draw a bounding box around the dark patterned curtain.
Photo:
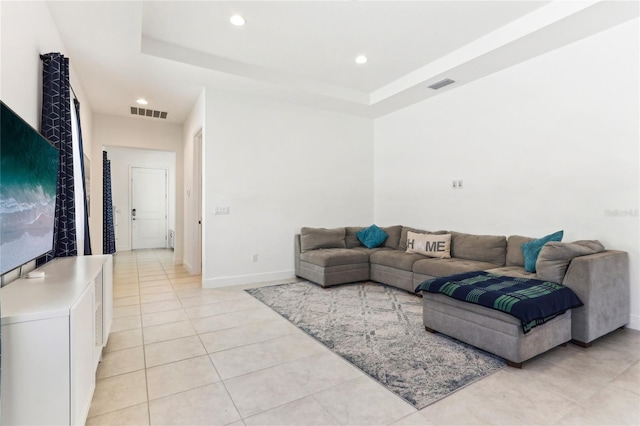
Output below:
[38,53,76,266]
[103,151,116,254]
[74,99,91,255]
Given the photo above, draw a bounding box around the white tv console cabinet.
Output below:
[1,255,113,425]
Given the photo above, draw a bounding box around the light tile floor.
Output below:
[87,249,640,425]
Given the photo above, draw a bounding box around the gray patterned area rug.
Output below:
[246,281,505,409]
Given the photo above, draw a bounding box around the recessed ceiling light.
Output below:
[355,55,368,65]
[230,14,245,26]
[136,98,148,105]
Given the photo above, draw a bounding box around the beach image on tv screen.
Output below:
[0,103,59,274]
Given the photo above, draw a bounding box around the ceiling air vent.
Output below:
[130,107,168,119]
[428,78,455,90]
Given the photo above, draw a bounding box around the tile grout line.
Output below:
[88,257,144,421]
[198,328,244,422]
[143,250,218,423]
[134,254,152,425]
[213,339,336,383]
[138,255,152,426]
[138,249,181,425]
[184,280,271,423]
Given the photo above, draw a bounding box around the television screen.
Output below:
[0,101,60,275]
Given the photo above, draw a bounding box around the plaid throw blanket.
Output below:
[415,271,583,333]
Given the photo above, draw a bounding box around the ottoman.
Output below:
[422,292,572,367]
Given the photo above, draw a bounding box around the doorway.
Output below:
[131,167,168,249]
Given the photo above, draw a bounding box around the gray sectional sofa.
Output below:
[294,225,630,366]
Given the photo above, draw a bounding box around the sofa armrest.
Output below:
[294,234,301,277]
[562,250,629,344]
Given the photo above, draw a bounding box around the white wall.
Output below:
[0,0,94,186]
[104,146,177,252]
[93,114,184,262]
[374,19,639,329]
[0,0,95,278]
[203,91,373,287]
[183,90,205,274]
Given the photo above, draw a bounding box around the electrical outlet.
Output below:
[252,254,259,262]
[458,180,463,189]
[215,206,230,215]
[452,180,457,189]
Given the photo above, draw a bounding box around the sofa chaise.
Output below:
[294,225,630,366]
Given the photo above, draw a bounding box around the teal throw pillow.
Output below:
[356,224,389,249]
[522,230,564,273]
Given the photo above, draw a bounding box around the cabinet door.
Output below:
[70,282,96,425]
[1,317,70,425]
[94,271,104,369]
[103,255,114,342]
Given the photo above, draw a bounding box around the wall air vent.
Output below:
[428,78,455,90]
[130,107,168,119]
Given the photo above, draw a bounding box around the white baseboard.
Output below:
[203,270,296,288]
[627,314,640,331]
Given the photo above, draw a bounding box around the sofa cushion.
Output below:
[413,258,499,277]
[522,230,564,272]
[506,235,534,267]
[450,232,507,266]
[536,240,604,283]
[345,226,365,248]
[485,266,537,279]
[357,224,388,248]
[351,246,392,255]
[382,225,403,249]
[370,250,426,272]
[406,232,451,259]
[300,249,369,267]
[300,227,346,252]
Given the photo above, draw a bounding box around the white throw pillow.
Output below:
[406,231,451,259]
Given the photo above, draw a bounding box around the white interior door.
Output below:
[131,167,167,249]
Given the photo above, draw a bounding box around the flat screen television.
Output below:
[0,101,59,276]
